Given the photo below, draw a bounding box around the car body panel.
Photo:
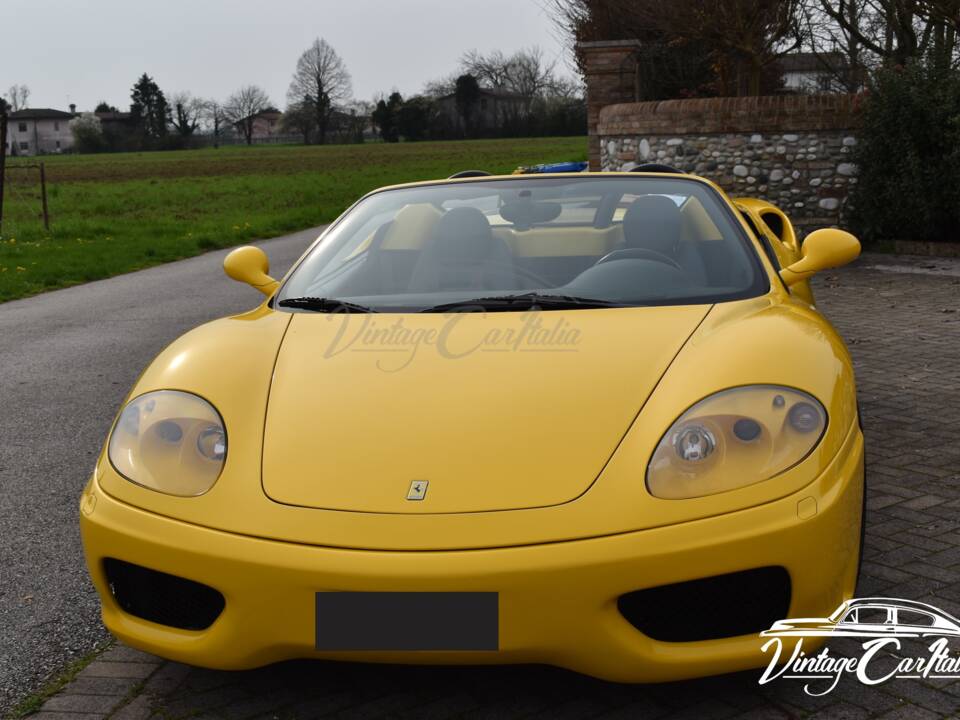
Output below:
[81,418,862,682]
[96,292,858,550]
[734,198,800,253]
[734,197,814,305]
[261,305,710,514]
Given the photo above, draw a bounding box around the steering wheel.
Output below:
[595,248,682,271]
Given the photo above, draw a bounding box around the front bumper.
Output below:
[81,427,863,683]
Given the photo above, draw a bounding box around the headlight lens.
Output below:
[108,390,227,496]
[646,386,826,499]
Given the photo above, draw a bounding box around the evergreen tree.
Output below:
[372,92,403,142]
[130,74,169,140]
[454,75,481,137]
[397,96,434,141]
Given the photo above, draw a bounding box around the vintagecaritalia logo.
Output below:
[759,598,960,696]
[321,310,582,372]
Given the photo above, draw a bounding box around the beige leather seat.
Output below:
[408,207,518,292]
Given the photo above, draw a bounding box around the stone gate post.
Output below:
[578,40,641,171]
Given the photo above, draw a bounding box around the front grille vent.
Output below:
[618,566,791,642]
[104,558,225,631]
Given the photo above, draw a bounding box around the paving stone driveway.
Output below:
[29,254,960,720]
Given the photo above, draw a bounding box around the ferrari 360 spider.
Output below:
[81,169,864,682]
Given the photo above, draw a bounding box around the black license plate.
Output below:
[315,592,499,651]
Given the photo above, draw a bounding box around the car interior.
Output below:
[288,179,764,307]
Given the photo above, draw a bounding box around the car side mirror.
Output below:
[223,246,279,296]
[780,228,860,286]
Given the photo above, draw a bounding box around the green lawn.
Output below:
[0,137,587,303]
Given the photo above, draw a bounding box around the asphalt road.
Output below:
[0,228,321,715]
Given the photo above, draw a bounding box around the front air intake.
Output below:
[104,558,225,631]
[618,566,791,642]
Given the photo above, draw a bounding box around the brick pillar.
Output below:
[578,40,641,170]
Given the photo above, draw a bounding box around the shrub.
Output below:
[70,113,106,154]
[850,62,960,244]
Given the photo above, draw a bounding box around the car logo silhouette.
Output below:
[761,598,960,639]
[406,480,428,501]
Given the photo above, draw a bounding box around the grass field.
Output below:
[0,137,587,303]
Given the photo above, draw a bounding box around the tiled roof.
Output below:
[8,108,76,120]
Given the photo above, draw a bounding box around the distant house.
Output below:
[329,107,377,142]
[435,88,528,134]
[95,110,139,133]
[232,107,283,140]
[778,52,860,93]
[4,108,76,156]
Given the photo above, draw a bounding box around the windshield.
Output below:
[278,177,767,312]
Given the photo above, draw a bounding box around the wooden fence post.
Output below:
[39,161,49,231]
[0,107,7,236]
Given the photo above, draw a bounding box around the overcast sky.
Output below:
[5,0,573,112]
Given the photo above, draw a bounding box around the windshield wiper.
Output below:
[420,292,626,313]
[278,297,378,313]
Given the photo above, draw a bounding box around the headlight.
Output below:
[646,386,826,500]
[108,390,227,496]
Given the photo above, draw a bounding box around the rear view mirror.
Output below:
[780,229,860,286]
[500,200,562,230]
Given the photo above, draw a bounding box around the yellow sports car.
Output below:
[81,169,865,682]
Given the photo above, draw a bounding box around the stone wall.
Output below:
[596,95,861,229]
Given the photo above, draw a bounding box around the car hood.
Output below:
[262,306,712,514]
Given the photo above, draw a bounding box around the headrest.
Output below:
[430,207,495,261]
[381,203,442,249]
[623,195,682,255]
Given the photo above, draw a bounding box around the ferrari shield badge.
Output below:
[406,480,428,501]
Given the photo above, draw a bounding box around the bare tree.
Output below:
[6,84,30,111]
[422,72,460,97]
[203,100,229,147]
[918,0,960,66]
[461,49,514,89]
[460,46,563,121]
[798,1,870,90]
[286,38,353,144]
[168,91,205,137]
[817,0,920,64]
[920,0,960,29]
[551,0,805,96]
[645,1,806,95]
[507,47,560,107]
[224,85,272,145]
[550,0,717,98]
[282,97,317,144]
[342,100,373,142]
[547,75,585,100]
